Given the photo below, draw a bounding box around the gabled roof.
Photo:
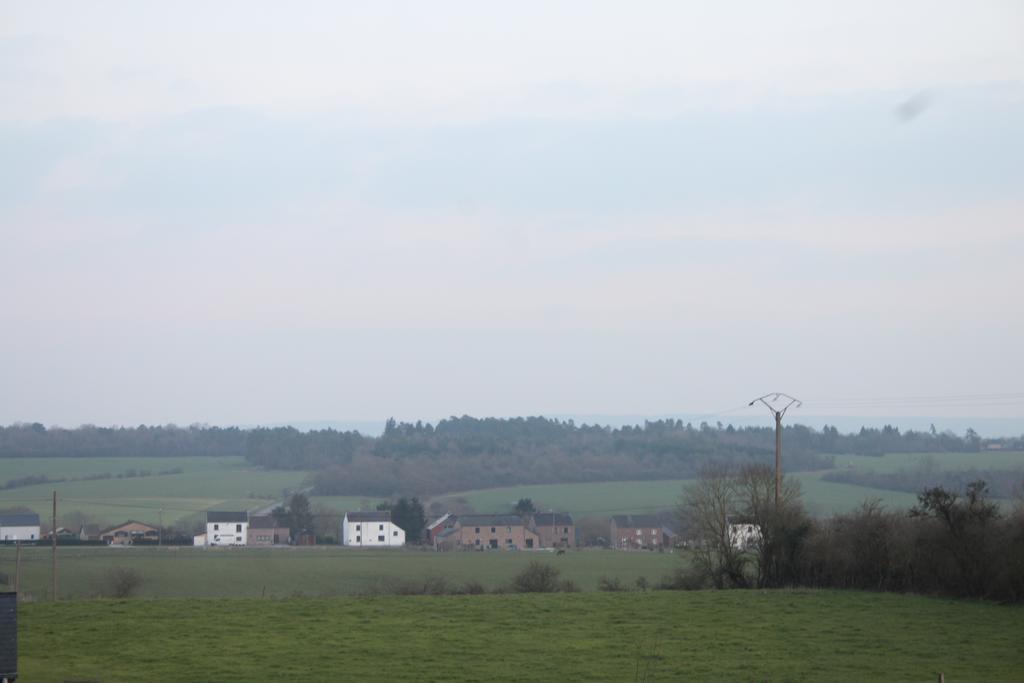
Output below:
[427,513,453,530]
[99,520,159,536]
[207,511,248,523]
[249,515,285,529]
[531,512,574,526]
[611,514,662,529]
[346,511,391,523]
[0,513,40,527]
[458,514,525,527]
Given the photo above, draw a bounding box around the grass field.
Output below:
[2,451,1018,531]
[2,546,679,600]
[429,452,1023,519]
[0,456,308,526]
[17,590,1024,681]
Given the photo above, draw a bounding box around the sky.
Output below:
[2,2,1023,429]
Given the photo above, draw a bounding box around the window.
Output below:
[491,527,496,533]
[236,536,242,542]
[506,538,513,544]
[475,527,480,533]
[489,539,498,548]
[236,524,242,532]
[356,535,361,542]
[564,527,569,533]
[378,535,385,542]
[356,524,361,531]
[474,539,480,546]
[214,524,219,530]
[392,530,398,536]
[506,527,511,532]
[379,524,384,531]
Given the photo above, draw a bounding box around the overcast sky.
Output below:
[2,2,1022,427]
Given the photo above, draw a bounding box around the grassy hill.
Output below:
[18,590,1024,681]
[0,456,307,527]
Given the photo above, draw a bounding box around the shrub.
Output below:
[511,562,562,593]
[103,567,143,598]
[597,575,626,592]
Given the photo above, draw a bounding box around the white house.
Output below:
[205,511,248,546]
[728,521,762,550]
[0,513,41,542]
[341,511,405,547]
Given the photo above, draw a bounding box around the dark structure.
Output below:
[0,592,16,681]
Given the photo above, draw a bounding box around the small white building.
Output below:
[193,532,207,546]
[728,521,762,550]
[0,513,41,542]
[341,511,405,547]
[205,511,249,546]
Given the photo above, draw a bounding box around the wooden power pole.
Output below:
[749,393,801,509]
[51,490,57,601]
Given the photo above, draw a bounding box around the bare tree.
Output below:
[681,465,751,588]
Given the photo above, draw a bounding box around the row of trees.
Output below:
[681,468,1024,602]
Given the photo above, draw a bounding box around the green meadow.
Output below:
[0,456,307,527]
[3,546,678,600]
[1,451,1018,532]
[18,590,1024,682]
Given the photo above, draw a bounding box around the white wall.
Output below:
[341,517,405,547]
[206,521,248,546]
[1,525,40,541]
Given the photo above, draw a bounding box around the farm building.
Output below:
[436,514,540,551]
[426,512,457,544]
[530,512,575,548]
[100,520,159,545]
[248,515,289,546]
[205,511,249,546]
[79,524,101,542]
[341,511,405,547]
[0,513,40,542]
[610,514,672,550]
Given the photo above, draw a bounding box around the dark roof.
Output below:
[249,515,284,529]
[207,511,248,523]
[0,513,40,527]
[346,511,391,522]
[611,514,662,529]
[531,512,574,526]
[458,514,525,527]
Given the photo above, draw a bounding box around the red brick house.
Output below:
[436,514,540,551]
[529,512,575,547]
[247,515,290,545]
[610,514,669,550]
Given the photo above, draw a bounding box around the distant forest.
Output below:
[0,417,1014,496]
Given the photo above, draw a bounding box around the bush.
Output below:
[597,575,626,592]
[511,562,562,593]
[103,567,143,598]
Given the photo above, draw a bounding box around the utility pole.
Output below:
[748,393,801,508]
[51,490,57,601]
[14,541,21,595]
[159,508,163,546]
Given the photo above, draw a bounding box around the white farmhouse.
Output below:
[728,521,762,550]
[0,513,41,542]
[205,511,248,546]
[341,511,405,547]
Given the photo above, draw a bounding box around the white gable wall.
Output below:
[206,520,248,546]
[341,516,405,547]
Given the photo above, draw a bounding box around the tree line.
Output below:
[679,467,1024,603]
[0,417,1011,497]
